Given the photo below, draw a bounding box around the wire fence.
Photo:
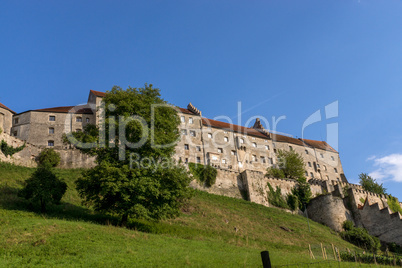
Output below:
[269,243,402,268]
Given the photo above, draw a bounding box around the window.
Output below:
[289,146,293,151]
[231,150,236,156]
[196,146,201,152]
[185,158,188,163]
[49,116,55,121]
[180,116,185,123]
[268,158,273,164]
[76,117,82,122]
[222,159,226,164]
[239,138,244,144]
[49,128,54,134]
[265,145,270,150]
[252,137,256,140]
[252,142,257,148]
[190,130,196,137]
[224,137,228,142]
[48,140,54,147]
[86,118,90,123]
[305,149,309,154]
[13,131,17,136]
[305,171,308,176]
[218,148,223,153]
[208,133,212,138]
[252,155,257,162]
[273,149,277,153]
[196,157,201,163]
[189,117,193,124]
[184,144,189,150]
[310,172,314,178]
[323,165,327,171]
[320,153,324,158]
[331,156,335,161]
[317,164,320,169]
[273,143,276,148]
[308,162,312,167]
[238,161,243,167]
[14,118,19,124]
[224,131,228,134]
[334,168,338,173]
[181,129,187,135]
[260,156,266,163]
[337,177,340,181]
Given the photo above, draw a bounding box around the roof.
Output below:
[178,107,196,115]
[0,102,16,114]
[301,139,338,153]
[202,118,269,139]
[16,106,93,115]
[272,133,306,147]
[90,90,106,97]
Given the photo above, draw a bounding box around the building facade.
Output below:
[1,90,346,182]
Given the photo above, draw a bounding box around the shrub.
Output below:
[267,182,289,209]
[340,221,380,252]
[291,177,312,209]
[188,163,217,187]
[387,195,402,214]
[19,165,67,213]
[286,193,299,211]
[38,148,61,167]
[265,167,285,179]
[0,140,25,157]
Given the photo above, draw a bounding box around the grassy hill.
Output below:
[0,162,380,267]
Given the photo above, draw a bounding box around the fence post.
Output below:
[261,251,272,268]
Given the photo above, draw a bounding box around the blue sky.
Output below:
[1,1,402,199]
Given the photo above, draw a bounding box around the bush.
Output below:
[188,163,217,187]
[19,165,67,213]
[0,140,25,157]
[342,220,354,231]
[265,167,285,179]
[267,182,289,209]
[291,177,312,209]
[38,148,61,167]
[286,193,299,211]
[387,195,402,214]
[340,221,380,252]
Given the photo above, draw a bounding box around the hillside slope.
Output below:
[0,162,369,267]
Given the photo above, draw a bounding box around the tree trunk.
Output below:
[120,213,128,227]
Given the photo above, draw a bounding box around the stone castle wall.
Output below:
[0,132,95,169]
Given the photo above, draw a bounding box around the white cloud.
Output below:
[368,154,402,182]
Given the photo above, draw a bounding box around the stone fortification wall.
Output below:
[307,193,353,232]
[358,200,402,245]
[0,133,95,169]
[349,188,388,210]
[190,168,246,200]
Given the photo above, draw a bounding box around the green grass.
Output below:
[0,162,395,267]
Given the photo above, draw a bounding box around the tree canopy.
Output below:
[358,173,386,195]
[72,84,192,224]
[266,149,305,180]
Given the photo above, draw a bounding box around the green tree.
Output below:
[265,149,305,180]
[359,173,386,195]
[38,148,61,167]
[292,177,312,209]
[19,165,67,213]
[73,84,192,224]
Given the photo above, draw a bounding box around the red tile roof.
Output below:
[0,102,16,114]
[34,106,93,114]
[178,107,196,115]
[202,118,269,138]
[272,133,305,146]
[90,90,106,97]
[301,139,338,153]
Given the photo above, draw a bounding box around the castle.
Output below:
[1,89,401,246]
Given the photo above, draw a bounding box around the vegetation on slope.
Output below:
[0,162,387,267]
